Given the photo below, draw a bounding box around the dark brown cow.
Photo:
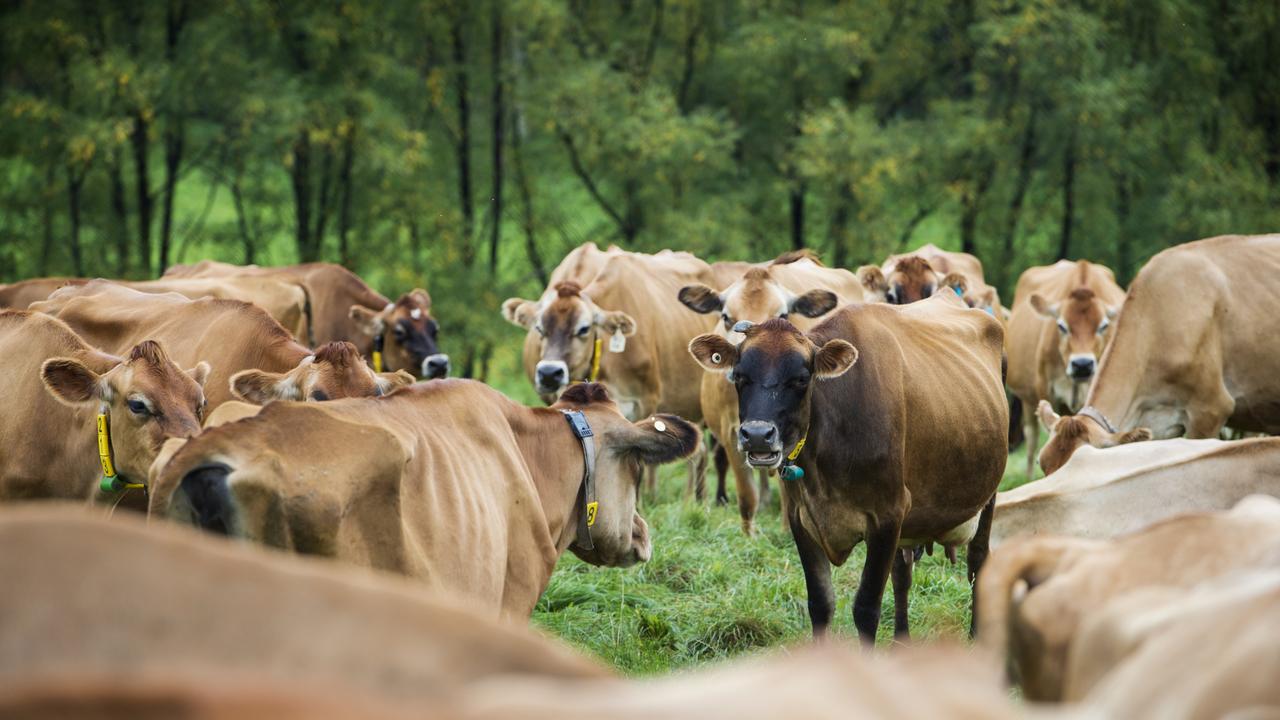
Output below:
[689,293,1007,641]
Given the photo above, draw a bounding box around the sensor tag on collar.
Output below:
[563,410,593,439]
[781,465,804,482]
[609,330,626,353]
[585,501,598,527]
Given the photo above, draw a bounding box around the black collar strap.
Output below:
[561,409,598,552]
[1078,405,1117,434]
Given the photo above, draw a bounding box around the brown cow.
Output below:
[150,382,698,618]
[31,282,407,409]
[117,276,313,342]
[678,253,857,533]
[0,506,605,715]
[857,243,1002,315]
[166,261,449,378]
[689,292,1007,641]
[977,494,1280,701]
[0,276,88,308]
[0,310,207,509]
[1005,260,1125,479]
[1036,234,1280,475]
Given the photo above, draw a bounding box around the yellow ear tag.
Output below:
[372,350,384,373]
[787,436,807,462]
[96,413,117,480]
[585,501,599,527]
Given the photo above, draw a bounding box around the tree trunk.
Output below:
[39,163,56,276]
[291,131,314,261]
[158,118,184,273]
[230,175,256,265]
[109,158,131,275]
[1057,127,1077,261]
[960,164,993,257]
[337,124,357,268]
[131,112,153,275]
[1000,109,1037,290]
[789,183,806,250]
[452,13,474,263]
[314,143,335,257]
[1113,171,1131,284]
[66,167,85,276]
[488,0,504,277]
[509,29,546,286]
[828,184,853,269]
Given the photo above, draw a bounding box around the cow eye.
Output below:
[576,325,590,337]
[127,399,149,416]
[722,314,733,330]
[886,290,898,304]
[393,326,407,340]
[427,320,439,338]
[534,325,545,337]
[789,375,810,389]
[1097,319,1110,334]
[1057,320,1068,334]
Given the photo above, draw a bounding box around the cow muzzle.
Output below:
[1068,354,1096,380]
[739,420,782,468]
[535,360,569,393]
[422,353,450,379]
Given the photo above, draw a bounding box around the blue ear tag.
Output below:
[953,286,963,298]
[781,465,804,481]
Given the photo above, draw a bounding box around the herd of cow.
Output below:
[1,233,1278,717]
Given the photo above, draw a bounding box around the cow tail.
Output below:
[975,538,1080,679]
[180,463,235,536]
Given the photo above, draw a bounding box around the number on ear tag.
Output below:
[609,330,626,353]
[585,501,599,527]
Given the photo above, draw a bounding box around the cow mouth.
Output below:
[746,450,783,468]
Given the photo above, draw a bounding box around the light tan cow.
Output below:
[977,494,1280,701]
[150,382,699,618]
[1036,234,1280,475]
[0,276,88,308]
[1063,570,1280,717]
[857,243,1003,315]
[1005,260,1125,479]
[993,437,1280,548]
[166,261,450,378]
[31,282,409,409]
[117,277,312,342]
[0,506,605,716]
[0,310,207,510]
[677,253,859,533]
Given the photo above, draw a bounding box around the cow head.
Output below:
[1036,401,1152,475]
[678,268,838,343]
[502,282,636,401]
[230,341,414,404]
[856,265,890,303]
[884,256,939,304]
[42,340,209,484]
[553,383,698,567]
[349,289,449,379]
[688,318,857,468]
[1031,288,1117,384]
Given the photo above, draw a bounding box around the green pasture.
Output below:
[530,441,1040,675]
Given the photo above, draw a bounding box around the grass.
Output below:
[531,441,1042,675]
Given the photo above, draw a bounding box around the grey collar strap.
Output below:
[1078,405,1117,433]
[561,410,598,552]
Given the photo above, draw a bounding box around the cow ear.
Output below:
[1117,428,1152,444]
[376,370,415,394]
[1029,294,1058,319]
[856,265,888,294]
[598,310,636,336]
[409,288,432,309]
[230,369,296,405]
[1037,400,1061,431]
[939,272,968,297]
[688,334,737,372]
[611,414,700,466]
[677,284,723,314]
[501,298,538,329]
[187,361,211,388]
[790,289,838,318]
[349,305,386,336]
[813,339,857,379]
[41,357,106,405]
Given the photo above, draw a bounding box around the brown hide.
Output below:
[116,277,311,342]
[1038,234,1280,473]
[0,277,88,308]
[149,381,698,618]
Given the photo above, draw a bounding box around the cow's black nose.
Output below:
[536,364,566,388]
[1069,357,1095,378]
[738,421,779,451]
[424,354,450,379]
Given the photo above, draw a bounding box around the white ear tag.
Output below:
[711,352,722,364]
[410,308,422,320]
[609,330,626,353]
[653,420,667,433]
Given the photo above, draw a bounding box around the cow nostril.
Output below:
[764,425,777,441]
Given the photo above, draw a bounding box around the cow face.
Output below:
[42,340,209,484]
[678,269,838,344]
[885,256,938,305]
[554,384,699,567]
[502,282,636,401]
[1036,401,1152,475]
[688,318,857,468]
[349,289,449,379]
[230,341,414,404]
[1031,289,1117,384]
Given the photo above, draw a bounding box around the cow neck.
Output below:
[507,406,591,554]
[1078,308,1149,432]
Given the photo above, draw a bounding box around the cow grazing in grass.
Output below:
[0,311,207,509]
[1036,234,1280,475]
[689,291,1007,642]
[678,252,857,533]
[150,382,698,618]
[1005,259,1125,479]
[977,494,1280,701]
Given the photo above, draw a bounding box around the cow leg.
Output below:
[853,520,902,645]
[685,437,709,501]
[757,469,771,508]
[729,445,759,535]
[891,547,914,640]
[967,493,998,637]
[789,509,834,637]
[712,442,729,505]
[1186,389,1234,439]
